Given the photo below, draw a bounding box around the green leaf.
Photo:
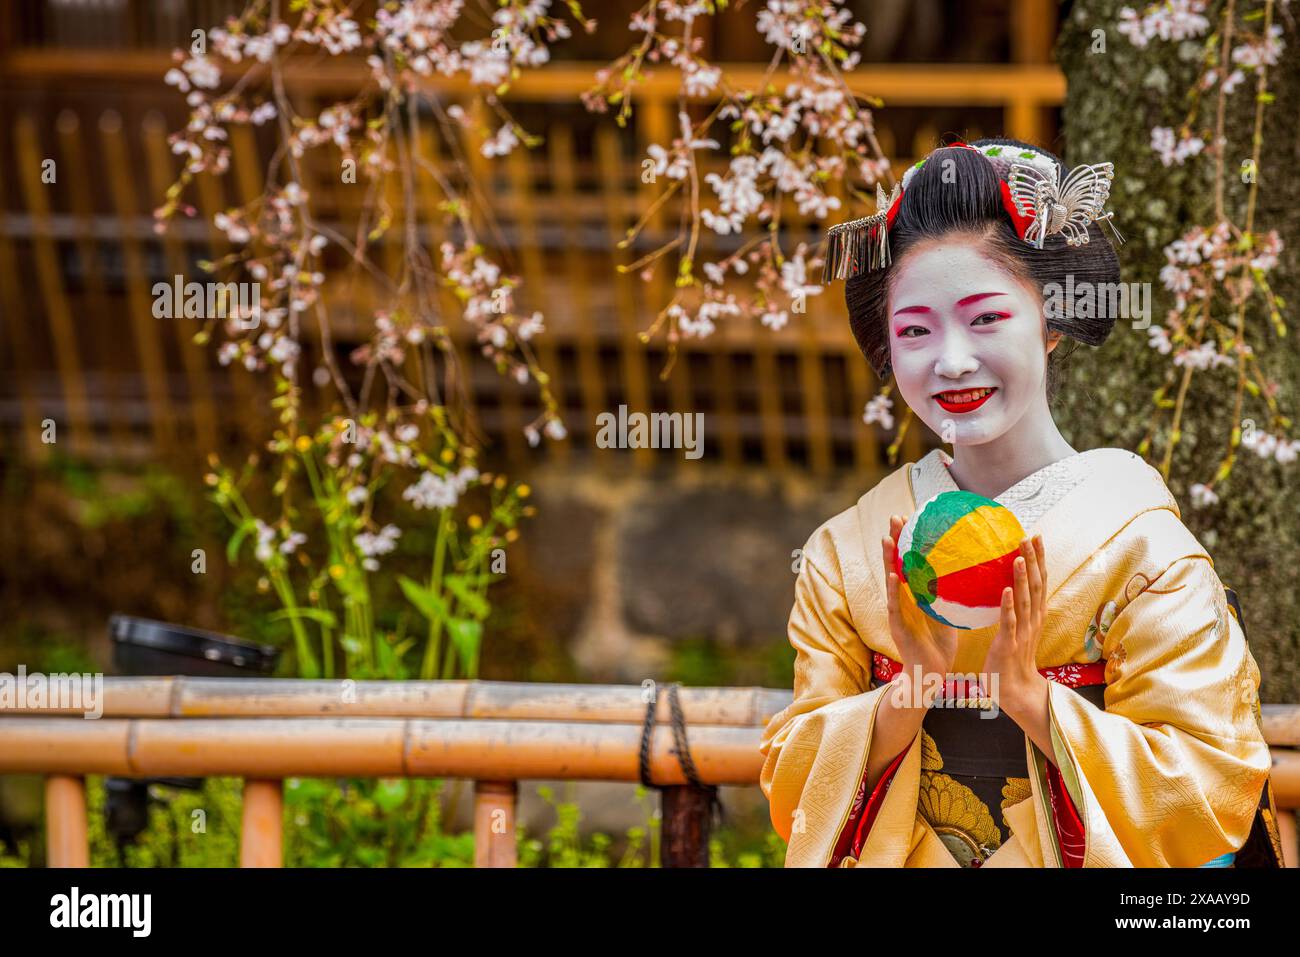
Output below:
[283,777,330,804]
[445,574,490,619]
[372,632,413,679]
[399,575,449,624]
[373,778,409,812]
[447,618,482,671]
[269,607,338,629]
[354,846,387,867]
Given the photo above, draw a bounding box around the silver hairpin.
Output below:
[1006,161,1124,249]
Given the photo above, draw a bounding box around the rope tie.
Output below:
[639,681,724,831]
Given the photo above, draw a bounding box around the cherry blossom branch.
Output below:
[1122,0,1294,500]
[585,0,888,369]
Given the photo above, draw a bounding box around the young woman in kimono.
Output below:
[759,138,1286,868]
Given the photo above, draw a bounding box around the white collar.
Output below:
[908,448,1099,533]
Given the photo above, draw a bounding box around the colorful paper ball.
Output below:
[895,490,1026,631]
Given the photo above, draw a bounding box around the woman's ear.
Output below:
[1046,330,1064,355]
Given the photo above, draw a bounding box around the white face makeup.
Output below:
[887,242,1059,447]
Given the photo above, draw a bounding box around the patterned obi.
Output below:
[866,652,1106,867]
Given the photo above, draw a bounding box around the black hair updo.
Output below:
[844,137,1122,404]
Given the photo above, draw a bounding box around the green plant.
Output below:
[209,411,533,681]
[0,838,33,868]
[6,774,784,867]
[515,783,649,868]
[85,776,243,868]
[283,776,475,867]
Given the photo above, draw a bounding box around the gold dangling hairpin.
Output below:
[822,180,902,283]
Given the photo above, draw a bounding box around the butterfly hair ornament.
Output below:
[822,141,1125,283]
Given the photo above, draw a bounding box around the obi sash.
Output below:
[835,653,1249,868]
[833,653,1106,868]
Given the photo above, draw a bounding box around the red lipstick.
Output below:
[933,387,997,413]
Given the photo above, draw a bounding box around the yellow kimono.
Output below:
[759,447,1284,867]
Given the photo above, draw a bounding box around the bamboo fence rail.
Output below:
[0,678,1297,868]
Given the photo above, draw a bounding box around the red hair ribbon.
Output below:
[999,180,1035,242]
[885,190,903,229]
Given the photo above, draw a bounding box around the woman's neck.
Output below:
[944,412,1079,500]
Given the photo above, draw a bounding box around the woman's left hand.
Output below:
[984,533,1049,712]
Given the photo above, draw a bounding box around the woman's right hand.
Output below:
[881,514,959,695]
[861,514,961,793]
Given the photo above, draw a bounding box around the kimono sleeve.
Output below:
[758,530,910,867]
[1042,554,1271,867]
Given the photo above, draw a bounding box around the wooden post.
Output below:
[638,97,696,475]
[15,113,94,458]
[56,108,135,459]
[467,100,527,466]
[506,145,568,464]
[1008,0,1054,144]
[142,110,220,458]
[660,784,712,868]
[473,780,517,868]
[417,123,483,442]
[99,108,176,452]
[1011,0,1056,65]
[0,205,43,460]
[1006,98,1044,150]
[240,778,283,867]
[549,125,607,466]
[789,195,833,476]
[225,123,275,448]
[826,165,880,478]
[596,126,654,471]
[45,775,89,867]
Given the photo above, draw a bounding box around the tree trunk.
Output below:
[1054,0,1299,700]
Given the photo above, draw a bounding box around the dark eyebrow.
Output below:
[893,291,1008,316]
